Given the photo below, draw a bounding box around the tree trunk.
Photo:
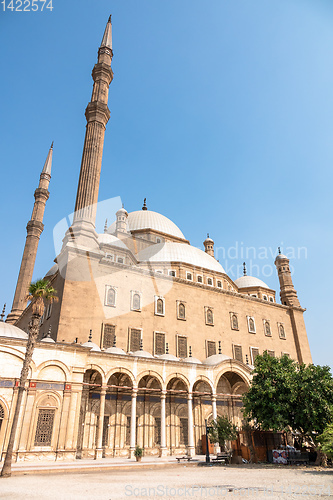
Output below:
[1,314,40,478]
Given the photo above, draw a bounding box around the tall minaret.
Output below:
[203,234,215,258]
[274,248,301,307]
[69,16,113,247]
[6,144,53,324]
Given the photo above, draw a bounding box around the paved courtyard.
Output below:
[0,463,332,499]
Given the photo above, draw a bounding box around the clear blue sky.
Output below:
[0,0,332,371]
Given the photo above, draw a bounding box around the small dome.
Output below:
[275,253,288,260]
[235,275,269,289]
[98,233,128,248]
[137,242,225,274]
[82,341,101,352]
[0,322,28,340]
[116,207,128,216]
[158,353,179,361]
[108,210,186,241]
[184,356,202,364]
[41,336,55,343]
[45,263,58,278]
[105,346,126,355]
[203,353,231,366]
[131,350,154,358]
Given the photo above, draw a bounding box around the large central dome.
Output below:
[108,210,186,240]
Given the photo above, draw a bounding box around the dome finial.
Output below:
[207,233,209,239]
[104,218,108,233]
[243,262,247,276]
[218,340,222,354]
[142,198,147,211]
[88,329,92,342]
[245,354,249,365]
[113,334,117,347]
[278,246,281,255]
[0,303,6,322]
[189,346,192,357]
[139,338,143,350]
[45,325,52,339]
[166,342,169,354]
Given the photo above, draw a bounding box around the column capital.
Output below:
[132,388,138,397]
[187,392,193,400]
[160,390,167,399]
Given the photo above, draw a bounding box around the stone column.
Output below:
[129,389,137,458]
[187,393,195,457]
[160,391,167,456]
[56,385,72,458]
[65,386,81,453]
[211,395,217,420]
[95,388,106,459]
[17,385,36,454]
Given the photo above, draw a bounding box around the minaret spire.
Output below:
[70,17,113,248]
[6,144,53,324]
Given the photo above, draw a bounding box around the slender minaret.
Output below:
[274,248,301,307]
[203,233,215,258]
[6,144,53,324]
[69,16,113,247]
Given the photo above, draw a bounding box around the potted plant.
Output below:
[134,445,143,462]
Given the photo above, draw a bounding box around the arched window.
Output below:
[232,314,238,330]
[178,302,186,319]
[265,321,271,336]
[207,278,213,286]
[0,403,4,431]
[107,287,116,307]
[156,298,164,315]
[279,324,286,339]
[206,308,214,325]
[248,317,256,333]
[133,293,141,311]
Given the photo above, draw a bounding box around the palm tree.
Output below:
[1,279,58,478]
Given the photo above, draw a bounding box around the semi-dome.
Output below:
[235,275,269,289]
[203,353,231,366]
[105,346,126,355]
[184,356,202,364]
[108,210,186,240]
[158,353,179,361]
[98,233,128,249]
[137,242,226,274]
[82,340,101,352]
[41,336,55,343]
[0,322,28,340]
[45,263,58,278]
[131,349,154,358]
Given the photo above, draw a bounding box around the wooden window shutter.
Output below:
[234,345,243,362]
[130,329,141,352]
[103,324,115,349]
[251,347,259,363]
[177,336,187,358]
[207,341,216,357]
[154,332,166,355]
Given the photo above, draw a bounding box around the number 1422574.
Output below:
[1,0,53,11]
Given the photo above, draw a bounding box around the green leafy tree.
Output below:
[208,415,238,451]
[1,279,58,478]
[242,352,297,431]
[318,423,333,459]
[242,352,333,449]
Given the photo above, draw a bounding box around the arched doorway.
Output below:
[192,380,213,454]
[216,371,248,426]
[166,377,189,455]
[76,369,103,459]
[104,372,133,457]
[137,375,162,455]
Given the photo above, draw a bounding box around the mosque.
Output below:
[0,18,312,461]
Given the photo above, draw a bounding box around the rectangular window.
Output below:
[177,335,188,358]
[278,322,286,339]
[129,328,142,352]
[281,352,290,358]
[46,303,52,319]
[263,320,271,336]
[177,301,186,320]
[180,418,188,445]
[197,275,203,283]
[168,270,176,277]
[34,409,55,446]
[205,307,214,326]
[233,344,243,363]
[217,281,222,288]
[186,272,193,281]
[230,312,239,331]
[117,257,124,264]
[262,294,268,301]
[154,332,166,355]
[103,324,116,349]
[207,277,213,286]
[206,340,216,357]
[250,347,259,364]
[267,350,275,358]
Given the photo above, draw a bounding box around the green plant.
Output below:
[134,445,143,457]
[318,423,333,459]
[208,416,237,451]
